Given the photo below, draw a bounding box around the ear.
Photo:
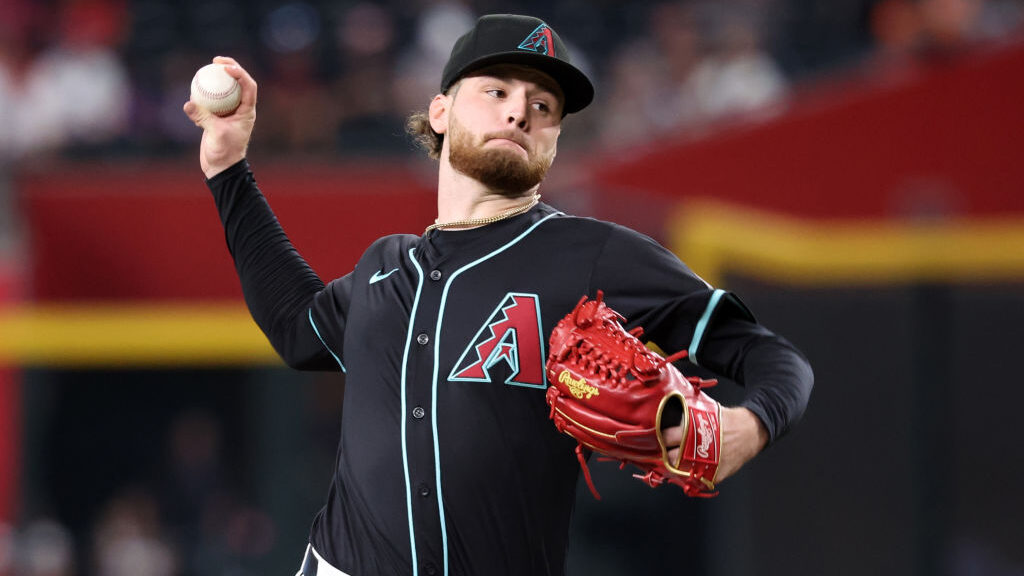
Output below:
[428,93,450,135]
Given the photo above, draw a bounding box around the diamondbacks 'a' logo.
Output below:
[518,23,555,57]
[449,293,546,388]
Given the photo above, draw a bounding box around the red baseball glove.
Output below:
[545,291,722,499]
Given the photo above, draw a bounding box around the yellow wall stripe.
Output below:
[671,201,1024,288]
[0,303,280,367]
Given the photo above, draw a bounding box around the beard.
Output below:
[447,114,555,198]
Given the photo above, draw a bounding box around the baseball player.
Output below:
[184,14,813,576]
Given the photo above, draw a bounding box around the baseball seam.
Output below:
[192,80,239,101]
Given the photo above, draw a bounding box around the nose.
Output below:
[506,94,529,130]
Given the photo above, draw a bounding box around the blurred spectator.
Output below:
[919,0,987,51]
[92,489,177,576]
[869,0,1024,67]
[0,0,44,160]
[684,3,788,124]
[16,519,75,576]
[151,53,210,154]
[650,1,707,129]
[154,408,280,575]
[951,537,1024,576]
[330,2,407,155]
[597,2,789,148]
[0,0,131,160]
[0,522,10,576]
[870,0,926,64]
[161,410,225,526]
[0,0,43,255]
[255,1,338,153]
[975,0,1024,37]
[595,38,674,149]
[158,409,227,575]
[392,3,476,120]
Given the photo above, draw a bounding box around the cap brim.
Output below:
[448,51,594,115]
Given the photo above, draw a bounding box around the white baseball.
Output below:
[190,63,241,116]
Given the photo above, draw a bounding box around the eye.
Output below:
[532,101,552,114]
[486,88,506,98]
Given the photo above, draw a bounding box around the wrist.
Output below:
[204,158,250,184]
[727,406,768,454]
[204,154,246,179]
[715,406,769,483]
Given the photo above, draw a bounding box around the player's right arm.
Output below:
[205,161,341,371]
[185,57,342,370]
[183,56,256,179]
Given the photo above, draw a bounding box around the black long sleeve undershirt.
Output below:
[733,335,813,443]
[206,159,336,370]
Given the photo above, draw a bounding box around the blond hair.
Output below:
[405,111,443,159]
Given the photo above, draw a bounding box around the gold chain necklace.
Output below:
[424,194,540,233]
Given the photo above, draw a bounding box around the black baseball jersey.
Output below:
[207,160,813,576]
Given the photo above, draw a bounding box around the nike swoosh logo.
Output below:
[369,267,399,284]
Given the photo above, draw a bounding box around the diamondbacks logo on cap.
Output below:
[518,23,555,57]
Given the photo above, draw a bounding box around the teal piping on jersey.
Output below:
[401,250,426,576]
[688,288,726,367]
[430,212,560,576]
[309,308,346,372]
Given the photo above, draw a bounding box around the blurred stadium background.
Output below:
[1,0,1023,575]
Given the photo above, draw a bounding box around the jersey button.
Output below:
[417,333,429,345]
[418,483,431,497]
[429,269,442,281]
[412,406,426,419]
[424,564,438,576]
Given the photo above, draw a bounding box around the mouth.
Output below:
[486,135,529,153]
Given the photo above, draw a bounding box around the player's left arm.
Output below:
[588,224,813,484]
[665,310,814,482]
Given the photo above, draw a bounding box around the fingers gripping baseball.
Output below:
[183,57,258,179]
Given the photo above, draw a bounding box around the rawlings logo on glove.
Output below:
[545,291,722,499]
[558,370,600,399]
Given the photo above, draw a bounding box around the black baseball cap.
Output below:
[440,14,595,114]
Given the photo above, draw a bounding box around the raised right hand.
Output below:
[183,56,257,179]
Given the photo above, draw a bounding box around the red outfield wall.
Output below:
[589,40,1024,220]
[19,162,437,301]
